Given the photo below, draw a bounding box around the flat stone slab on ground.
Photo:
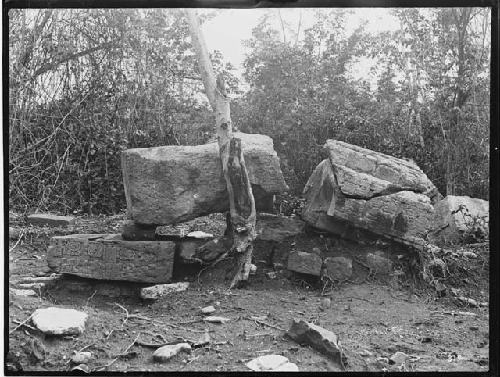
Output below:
[246,355,299,371]
[47,234,175,283]
[286,319,347,366]
[27,214,75,227]
[287,251,322,276]
[32,307,88,335]
[140,282,190,300]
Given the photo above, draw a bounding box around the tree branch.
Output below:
[32,40,118,79]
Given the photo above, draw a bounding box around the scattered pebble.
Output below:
[266,271,277,279]
[71,351,91,364]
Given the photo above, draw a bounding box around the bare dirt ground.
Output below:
[6,213,490,373]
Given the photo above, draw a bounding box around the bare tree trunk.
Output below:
[185,10,256,288]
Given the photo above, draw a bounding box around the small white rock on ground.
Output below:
[153,343,191,362]
[201,305,216,314]
[32,307,88,335]
[246,355,299,371]
[71,351,92,364]
[140,282,189,300]
[9,288,37,297]
[203,316,230,323]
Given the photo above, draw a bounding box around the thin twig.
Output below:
[95,334,139,371]
[9,314,34,335]
[9,229,26,253]
[246,317,285,331]
[12,319,37,332]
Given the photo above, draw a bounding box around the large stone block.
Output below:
[47,234,175,283]
[303,143,438,247]
[324,140,441,202]
[122,132,288,225]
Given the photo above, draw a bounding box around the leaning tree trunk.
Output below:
[185,10,256,288]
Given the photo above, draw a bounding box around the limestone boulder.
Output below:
[122,132,288,225]
[303,141,441,247]
[429,195,489,245]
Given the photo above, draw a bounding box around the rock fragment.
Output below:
[9,288,37,297]
[140,282,189,300]
[287,251,322,276]
[32,307,88,335]
[389,351,408,366]
[246,354,299,371]
[153,343,191,362]
[27,214,75,227]
[203,316,230,323]
[286,319,346,366]
[71,351,91,364]
[201,306,216,315]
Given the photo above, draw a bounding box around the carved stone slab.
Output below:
[47,234,175,283]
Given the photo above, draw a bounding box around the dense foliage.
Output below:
[8,8,490,215]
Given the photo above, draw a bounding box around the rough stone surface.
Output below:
[153,343,191,362]
[366,252,393,275]
[287,251,323,276]
[324,140,441,202]
[256,214,305,242]
[122,132,288,225]
[322,257,352,281]
[246,355,299,371]
[303,153,437,247]
[32,307,87,335]
[27,214,75,227]
[430,195,489,245]
[286,319,346,366]
[389,352,409,366]
[47,234,175,283]
[140,282,189,300]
